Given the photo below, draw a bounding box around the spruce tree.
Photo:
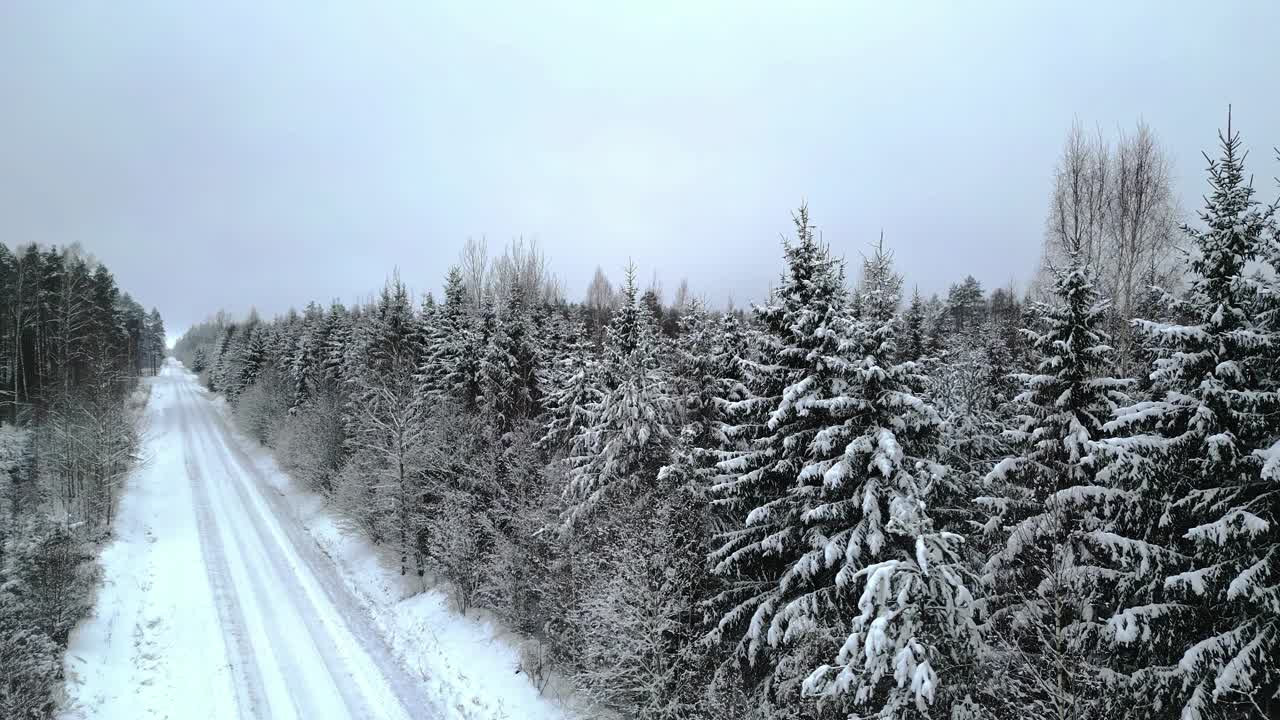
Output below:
[538,308,602,455]
[479,287,541,430]
[859,235,904,324]
[329,302,353,376]
[288,300,342,410]
[235,326,268,397]
[900,288,927,363]
[562,264,673,526]
[208,323,238,393]
[1098,115,1280,719]
[448,301,488,411]
[342,277,429,575]
[650,301,756,718]
[420,266,476,405]
[978,259,1130,719]
[801,237,977,719]
[709,206,853,693]
[711,208,977,716]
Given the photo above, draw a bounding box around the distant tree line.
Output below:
[174,115,1279,719]
[0,244,162,718]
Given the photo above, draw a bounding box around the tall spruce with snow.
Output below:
[420,266,480,407]
[711,209,977,716]
[1098,117,1280,719]
[649,301,756,717]
[858,235,903,323]
[664,303,753,499]
[669,300,749,456]
[208,322,238,393]
[978,260,1130,720]
[800,239,978,719]
[561,264,674,526]
[287,302,323,408]
[709,206,852,695]
[900,288,927,363]
[556,270,705,717]
[453,299,491,410]
[538,308,602,455]
[479,286,542,430]
[317,301,351,386]
[341,277,430,575]
[1257,154,1280,379]
[235,326,268,397]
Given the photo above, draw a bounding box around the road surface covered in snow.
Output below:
[63,360,437,719]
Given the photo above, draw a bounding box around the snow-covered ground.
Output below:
[62,359,573,720]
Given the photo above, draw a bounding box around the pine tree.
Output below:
[947,276,989,334]
[923,293,949,355]
[1097,115,1280,719]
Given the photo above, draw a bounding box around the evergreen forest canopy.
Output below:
[160,114,1280,720]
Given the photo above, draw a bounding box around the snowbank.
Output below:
[61,373,240,719]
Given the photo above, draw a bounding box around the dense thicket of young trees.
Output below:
[0,243,161,718]
[174,117,1279,719]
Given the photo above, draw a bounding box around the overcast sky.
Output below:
[2,2,1278,339]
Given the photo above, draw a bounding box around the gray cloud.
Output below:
[2,1,1278,338]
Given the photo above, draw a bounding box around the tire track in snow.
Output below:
[200,393,438,717]
[177,391,270,720]
[184,401,327,718]
[182,384,371,720]
[177,372,434,718]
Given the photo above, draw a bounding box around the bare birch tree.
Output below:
[1041,120,1180,370]
[1046,120,1112,270]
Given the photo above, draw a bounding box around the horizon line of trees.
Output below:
[170,114,1279,720]
[1,243,163,719]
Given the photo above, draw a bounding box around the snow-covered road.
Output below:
[62,360,436,719]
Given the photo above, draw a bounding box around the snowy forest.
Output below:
[0,245,165,716]
[166,115,1280,720]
